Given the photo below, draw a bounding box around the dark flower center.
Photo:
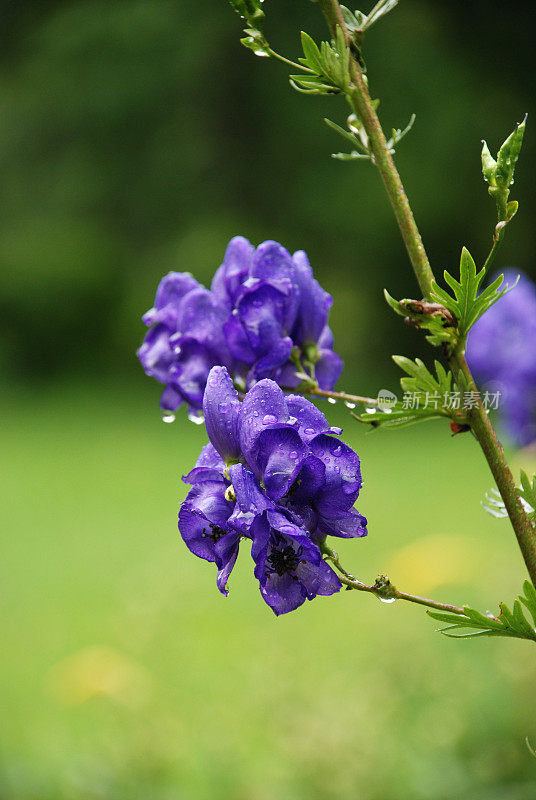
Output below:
[266,542,303,576]
[203,524,227,544]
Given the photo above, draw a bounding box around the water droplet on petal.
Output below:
[188,410,204,425]
[332,445,342,457]
[304,427,316,436]
[263,414,277,425]
[162,412,175,424]
[289,451,298,460]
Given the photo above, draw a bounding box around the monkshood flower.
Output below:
[467,269,536,446]
[137,272,235,415]
[178,366,367,615]
[213,236,343,390]
[138,237,342,417]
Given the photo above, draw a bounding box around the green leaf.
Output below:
[228,0,265,29]
[299,31,324,74]
[427,583,536,643]
[495,114,527,190]
[353,356,461,430]
[481,139,497,185]
[385,113,416,153]
[430,247,519,341]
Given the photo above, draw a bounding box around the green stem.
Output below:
[317,0,536,586]
[323,546,466,615]
[268,49,314,72]
[305,386,378,407]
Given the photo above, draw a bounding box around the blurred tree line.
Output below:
[0,0,534,393]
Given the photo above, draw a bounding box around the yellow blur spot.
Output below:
[46,645,152,707]
[386,533,476,594]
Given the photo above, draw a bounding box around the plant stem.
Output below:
[317,0,536,586]
[323,546,466,615]
[306,386,378,406]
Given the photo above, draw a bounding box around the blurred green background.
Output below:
[2,1,536,798]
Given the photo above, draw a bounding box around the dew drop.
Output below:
[263,414,277,425]
[327,397,337,404]
[188,410,204,425]
[218,402,228,413]
[162,412,175,424]
[365,406,376,415]
[344,400,356,409]
[379,597,397,604]
[289,450,298,460]
[304,427,316,436]
[332,445,343,456]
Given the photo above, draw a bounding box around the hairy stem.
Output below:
[317,0,536,585]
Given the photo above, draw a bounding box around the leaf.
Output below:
[353,356,460,430]
[299,31,324,74]
[495,114,527,190]
[430,247,519,340]
[228,0,265,28]
[385,113,416,153]
[481,139,497,184]
[427,583,536,643]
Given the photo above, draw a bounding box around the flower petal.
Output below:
[286,395,341,441]
[256,427,306,500]
[296,558,341,598]
[211,236,254,307]
[137,324,175,384]
[309,434,363,513]
[214,531,241,596]
[142,272,200,327]
[292,250,332,345]
[203,366,241,461]
[317,507,367,539]
[238,379,289,469]
[315,349,343,390]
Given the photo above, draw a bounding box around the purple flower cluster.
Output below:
[467,269,536,446]
[178,367,367,615]
[137,237,342,415]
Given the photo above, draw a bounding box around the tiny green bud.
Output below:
[480,140,497,185]
[228,0,265,29]
[494,115,526,190]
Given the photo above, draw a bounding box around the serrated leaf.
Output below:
[430,247,519,341]
[427,586,536,643]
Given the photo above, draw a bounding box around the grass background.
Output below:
[2,381,536,800]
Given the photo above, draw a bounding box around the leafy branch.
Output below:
[353,356,466,429]
[428,581,536,643]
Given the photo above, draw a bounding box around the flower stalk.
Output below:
[317,0,536,586]
[322,545,466,615]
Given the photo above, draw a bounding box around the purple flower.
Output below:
[467,270,536,446]
[137,272,234,414]
[214,237,342,389]
[139,237,343,418]
[178,366,367,614]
